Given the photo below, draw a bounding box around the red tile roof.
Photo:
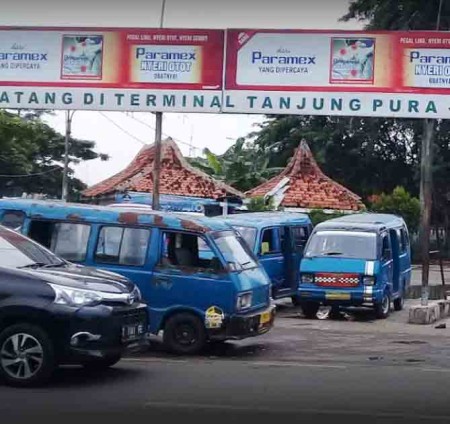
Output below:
[83,138,243,199]
[247,140,364,211]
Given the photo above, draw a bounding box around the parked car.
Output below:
[215,212,313,302]
[0,200,275,355]
[298,213,411,319]
[0,225,148,387]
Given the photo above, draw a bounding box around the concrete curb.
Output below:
[408,300,450,324]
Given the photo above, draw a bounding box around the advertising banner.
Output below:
[224,29,450,118]
[0,27,224,112]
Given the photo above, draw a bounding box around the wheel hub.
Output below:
[1,333,44,380]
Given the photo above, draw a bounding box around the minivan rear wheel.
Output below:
[163,313,206,355]
[0,323,56,387]
[393,295,405,311]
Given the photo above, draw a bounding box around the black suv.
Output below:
[0,225,148,387]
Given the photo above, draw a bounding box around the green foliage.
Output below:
[370,187,420,232]
[342,0,450,31]
[189,137,282,193]
[251,115,419,199]
[0,110,107,199]
[246,196,275,212]
[308,209,346,226]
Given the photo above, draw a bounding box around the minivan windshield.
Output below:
[213,230,258,271]
[304,230,377,260]
[232,226,257,251]
[0,226,64,269]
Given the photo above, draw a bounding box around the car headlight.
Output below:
[236,292,252,310]
[300,273,315,284]
[49,284,103,307]
[363,276,375,286]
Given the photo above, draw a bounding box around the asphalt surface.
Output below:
[2,301,450,423]
[1,358,450,423]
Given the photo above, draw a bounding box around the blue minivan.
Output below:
[216,212,313,302]
[298,213,411,319]
[0,200,275,354]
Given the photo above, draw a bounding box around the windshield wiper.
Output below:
[323,251,344,256]
[19,261,66,269]
[18,262,48,269]
[41,262,67,268]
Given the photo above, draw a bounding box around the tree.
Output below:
[0,111,108,199]
[246,196,275,212]
[189,137,282,192]
[251,115,419,199]
[342,0,450,257]
[342,0,450,31]
[370,186,420,233]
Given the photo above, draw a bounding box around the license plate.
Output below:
[260,311,272,325]
[325,292,351,300]
[122,323,144,341]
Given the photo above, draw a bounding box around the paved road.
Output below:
[1,357,450,423]
[2,303,450,423]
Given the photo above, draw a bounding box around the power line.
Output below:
[0,166,61,178]
[98,112,147,146]
[125,112,200,153]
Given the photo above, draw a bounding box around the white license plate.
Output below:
[122,323,144,341]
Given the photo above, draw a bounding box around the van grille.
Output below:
[252,285,270,308]
[315,273,359,287]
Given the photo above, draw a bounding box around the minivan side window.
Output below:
[160,231,220,271]
[260,228,280,255]
[381,234,392,260]
[291,226,309,251]
[51,223,91,262]
[1,210,25,230]
[95,226,150,266]
[399,228,408,253]
[28,220,91,262]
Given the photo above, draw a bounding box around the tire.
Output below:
[163,313,206,355]
[329,306,342,320]
[316,306,342,320]
[0,323,56,387]
[393,295,405,311]
[375,292,391,319]
[301,302,320,319]
[82,354,121,371]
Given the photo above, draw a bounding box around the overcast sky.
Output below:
[1,0,359,186]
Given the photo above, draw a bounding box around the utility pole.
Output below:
[152,0,166,211]
[419,0,443,305]
[419,119,434,305]
[62,110,75,202]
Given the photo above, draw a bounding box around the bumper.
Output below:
[208,304,276,341]
[297,285,384,306]
[48,302,149,363]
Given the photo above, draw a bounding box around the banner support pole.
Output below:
[152,0,166,211]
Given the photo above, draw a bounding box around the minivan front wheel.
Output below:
[163,313,206,355]
[0,324,56,387]
[301,302,320,319]
[375,292,391,319]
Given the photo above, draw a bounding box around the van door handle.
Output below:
[153,276,170,287]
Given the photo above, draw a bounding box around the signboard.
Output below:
[0,27,224,112]
[224,30,450,119]
[2,27,450,118]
